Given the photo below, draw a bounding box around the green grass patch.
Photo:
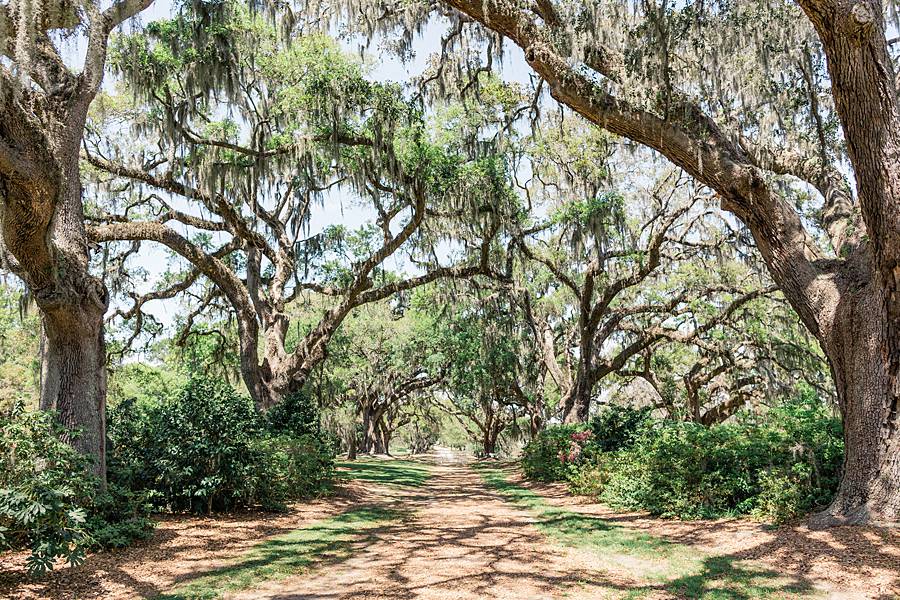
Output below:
[475,465,818,600]
[155,505,402,599]
[336,458,431,488]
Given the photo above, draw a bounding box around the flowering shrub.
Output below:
[527,393,843,523]
[558,429,593,464]
[522,406,648,482]
[522,424,585,481]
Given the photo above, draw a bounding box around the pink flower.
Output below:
[571,430,593,443]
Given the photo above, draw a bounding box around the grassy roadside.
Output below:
[335,458,432,488]
[155,505,403,599]
[474,464,820,599]
[156,459,429,599]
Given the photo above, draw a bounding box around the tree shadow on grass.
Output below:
[660,555,815,600]
[478,465,819,599]
[155,505,406,600]
[335,460,431,488]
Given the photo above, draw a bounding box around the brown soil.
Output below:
[1,456,898,600]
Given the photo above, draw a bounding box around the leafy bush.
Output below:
[600,421,773,518]
[588,405,651,452]
[0,404,93,575]
[521,424,585,481]
[107,377,336,514]
[523,393,843,523]
[85,484,154,549]
[521,406,649,483]
[266,390,320,437]
[253,434,336,510]
[0,403,154,576]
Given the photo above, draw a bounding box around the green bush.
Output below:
[521,424,585,482]
[107,377,336,514]
[266,390,320,437]
[85,484,155,549]
[0,403,154,576]
[588,405,651,451]
[524,393,844,523]
[521,406,649,483]
[253,434,336,510]
[0,404,93,575]
[601,421,773,518]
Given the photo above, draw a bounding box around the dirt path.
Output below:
[231,462,629,600]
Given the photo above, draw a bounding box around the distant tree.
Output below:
[431,285,540,456]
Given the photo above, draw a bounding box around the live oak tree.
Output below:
[84,17,509,410]
[326,301,444,455]
[0,0,155,477]
[621,289,834,425]
[342,0,900,525]
[511,119,774,423]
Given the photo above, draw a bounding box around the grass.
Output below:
[475,465,819,600]
[155,505,403,600]
[336,458,432,488]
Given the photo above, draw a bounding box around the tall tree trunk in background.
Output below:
[562,375,592,424]
[347,430,358,461]
[375,421,391,456]
[562,310,594,423]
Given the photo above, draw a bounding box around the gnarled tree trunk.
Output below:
[38,277,109,480]
[2,128,109,481]
[815,283,900,525]
[562,374,592,424]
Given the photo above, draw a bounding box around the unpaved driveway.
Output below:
[2,456,898,599]
[231,462,631,600]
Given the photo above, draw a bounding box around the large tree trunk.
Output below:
[482,429,498,456]
[2,146,109,481]
[813,285,900,526]
[562,375,592,424]
[39,297,108,481]
[562,315,594,424]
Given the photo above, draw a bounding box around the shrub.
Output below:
[0,403,154,576]
[0,404,93,575]
[253,434,336,510]
[521,406,649,483]
[600,421,773,518]
[524,393,843,523]
[521,424,585,482]
[107,377,337,514]
[588,405,651,452]
[266,390,321,437]
[85,484,155,549]
[566,452,618,497]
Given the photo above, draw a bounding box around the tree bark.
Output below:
[375,420,391,456]
[562,374,592,424]
[38,279,108,481]
[813,283,900,526]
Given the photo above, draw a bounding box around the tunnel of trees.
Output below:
[0,0,898,588]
